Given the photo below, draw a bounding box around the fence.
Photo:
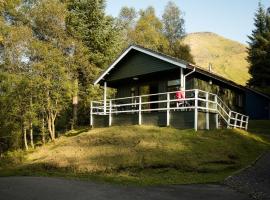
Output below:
[90,89,249,130]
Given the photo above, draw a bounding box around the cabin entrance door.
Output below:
[149,85,159,109]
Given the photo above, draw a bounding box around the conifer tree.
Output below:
[248,3,270,92]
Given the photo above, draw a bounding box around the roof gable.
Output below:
[94,45,187,85]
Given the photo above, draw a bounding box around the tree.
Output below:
[130,6,169,52]
[162,1,185,44]
[117,6,137,46]
[162,1,194,63]
[248,3,270,93]
[67,0,122,70]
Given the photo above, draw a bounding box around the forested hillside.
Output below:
[0,0,194,152]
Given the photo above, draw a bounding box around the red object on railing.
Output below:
[176,90,185,100]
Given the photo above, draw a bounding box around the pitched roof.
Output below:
[94,45,270,100]
[93,45,188,85]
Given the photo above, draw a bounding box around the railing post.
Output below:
[240,115,244,129]
[194,89,198,131]
[234,113,238,128]
[227,111,231,128]
[245,116,249,130]
[166,92,170,126]
[103,82,107,115]
[206,92,209,130]
[215,95,219,129]
[90,101,93,127]
[109,100,112,126]
[138,96,142,125]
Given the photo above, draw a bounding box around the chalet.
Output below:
[90,45,270,130]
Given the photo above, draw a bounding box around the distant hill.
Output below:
[183,32,250,85]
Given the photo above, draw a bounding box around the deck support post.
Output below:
[215,95,219,129]
[103,81,107,114]
[206,92,209,130]
[166,92,170,126]
[138,96,142,125]
[245,116,249,130]
[194,89,198,131]
[90,101,93,127]
[234,113,238,128]
[240,115,244,128]
[109,100,112,126]
[227,111,232,128]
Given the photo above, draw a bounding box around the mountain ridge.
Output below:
[183,32,250,85]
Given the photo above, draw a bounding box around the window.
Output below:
[168,79,180,87]
[167,79,181,92]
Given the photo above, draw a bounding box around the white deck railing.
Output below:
[90,89,249,130]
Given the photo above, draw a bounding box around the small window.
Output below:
[168,79,180,87]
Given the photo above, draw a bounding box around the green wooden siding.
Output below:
[92,111,216,130]
[193,76,244,113]
[107,51,179,82]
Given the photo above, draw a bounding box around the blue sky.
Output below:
[106,0,270,44]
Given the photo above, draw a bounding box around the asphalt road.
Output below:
[0,177,250,200]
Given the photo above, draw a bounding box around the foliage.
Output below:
[117,3,194,63]
[66,0,123,70]
[0,0,112,151]
[247,3,270,94]
[129,7,168,52]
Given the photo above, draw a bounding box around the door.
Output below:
[149,85,159,109]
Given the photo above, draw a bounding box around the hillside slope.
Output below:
[183,32,250,85]
[0,126,268,185]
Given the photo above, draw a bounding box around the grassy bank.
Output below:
[0,125,269,185]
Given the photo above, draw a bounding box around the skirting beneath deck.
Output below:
[92,111,218,129]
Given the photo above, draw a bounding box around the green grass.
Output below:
[184,32,250,85]
[248,120,270,142]
[0,125,269,185]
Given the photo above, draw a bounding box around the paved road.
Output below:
[225,151,270,200]
[0,177,250,200]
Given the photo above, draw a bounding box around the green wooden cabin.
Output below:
[91,45,269,130]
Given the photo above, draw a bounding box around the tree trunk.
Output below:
[23,127,28,151]
[47,113,56,141]
[71,79,78,129]
[47,115,53,141]
[41,116,46,144]
[30,121,34,148]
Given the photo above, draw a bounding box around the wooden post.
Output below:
[245,116,249,130]
[166,92,170,126]
[206,92,209,130]
[215,95,219,129]
[109,100,112,126]
[90,101,93,127]
[194,89,198,131]
[234,113,238,128]
[103,81,107,114]
[227,111,231,128]
[240,115,244,129]
[139,96,142,125]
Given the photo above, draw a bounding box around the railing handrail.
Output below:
[90,89,249,130]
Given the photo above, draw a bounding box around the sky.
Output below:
[106,0,270,44]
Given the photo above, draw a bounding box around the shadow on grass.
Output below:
[65,127,92,137]
[0,162,238,186]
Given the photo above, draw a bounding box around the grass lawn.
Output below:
[0,125,269,186]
